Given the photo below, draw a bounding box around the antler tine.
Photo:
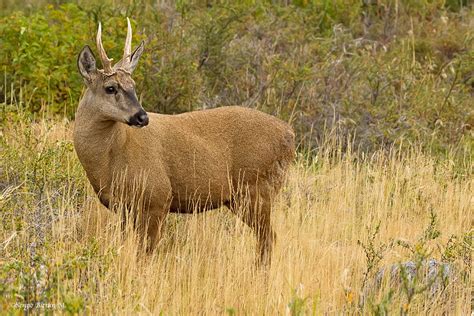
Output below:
[96,22,113,74]
[123,17,132,64]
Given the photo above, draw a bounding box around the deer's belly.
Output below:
[168,179,231,214]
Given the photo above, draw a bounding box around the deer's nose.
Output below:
[128,110,149,127]
[136,111,149,126]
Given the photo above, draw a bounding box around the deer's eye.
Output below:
[105,86,117,94]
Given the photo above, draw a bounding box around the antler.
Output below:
[113,18,134,72]
[96,18,138,74]
[123,17,132,64]
[96,22,114,74]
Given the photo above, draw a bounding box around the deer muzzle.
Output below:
[128,109,149,128]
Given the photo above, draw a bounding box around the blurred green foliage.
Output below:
[0,0,472,153]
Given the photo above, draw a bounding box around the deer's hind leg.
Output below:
[230,183,276,266]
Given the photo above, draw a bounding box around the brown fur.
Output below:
[74,22,295,265]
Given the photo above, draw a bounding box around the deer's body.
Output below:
[75,103,294,213]
[74,19,295,264]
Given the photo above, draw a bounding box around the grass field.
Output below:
[1,109,471,314]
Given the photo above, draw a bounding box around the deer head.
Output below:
[77,18,148,128]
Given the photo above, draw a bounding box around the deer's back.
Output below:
[151,106,293,180]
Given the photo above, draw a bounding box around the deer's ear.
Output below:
[78,45,97,82]
[128,41,145,73]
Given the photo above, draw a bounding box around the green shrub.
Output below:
[1,4,88,117]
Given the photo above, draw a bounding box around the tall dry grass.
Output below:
[0,115,472,314]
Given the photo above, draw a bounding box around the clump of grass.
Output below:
[355,204,472,314]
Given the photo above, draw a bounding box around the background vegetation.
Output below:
[1,0,473,152]
[0,0,472,314]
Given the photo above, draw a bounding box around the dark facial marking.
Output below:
[123,88,140,106]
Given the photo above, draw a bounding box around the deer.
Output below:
[74,18,295,265]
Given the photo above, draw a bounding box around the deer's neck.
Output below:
[73,92,128,193]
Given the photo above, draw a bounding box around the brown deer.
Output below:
[74,18,295,265]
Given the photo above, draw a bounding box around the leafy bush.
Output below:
[1,4,86,117]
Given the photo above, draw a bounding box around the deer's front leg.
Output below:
[142,208,169,252]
